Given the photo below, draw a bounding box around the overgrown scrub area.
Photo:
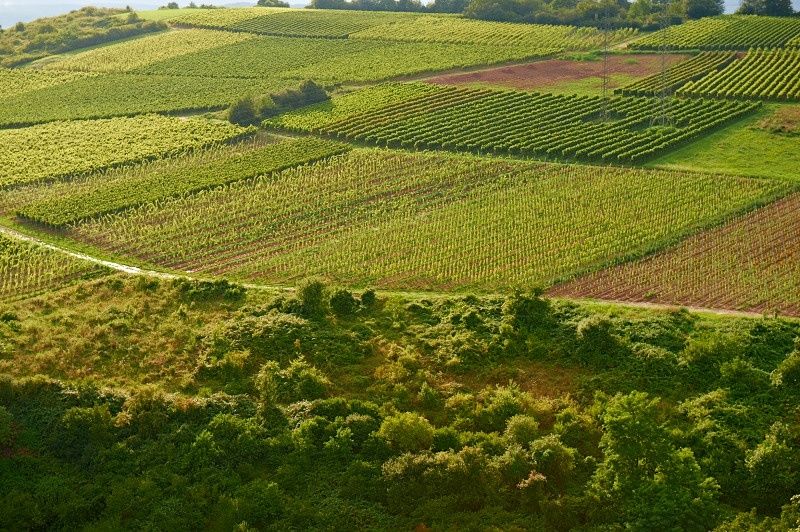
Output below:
[1,276,799,529]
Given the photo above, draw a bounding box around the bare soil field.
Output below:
[428,54,690,91]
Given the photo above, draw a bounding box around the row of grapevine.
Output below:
[42,29,253,73]
[266,83,441,131]
[0,233,108,302]
[231,10,420,39]
[283,84,759,163]
[139,8,636,50]
[349,16,637,49]
[69,149,788,292]
[0,73,285,127]
[17,138,349,227]
[550,192,800,316]
[616,51,736,96]
[0,68,96,98]
[630,15,800,50]
[678,48,800,101]
[0,115,252,188]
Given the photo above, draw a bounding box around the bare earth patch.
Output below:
[428,54,690,90]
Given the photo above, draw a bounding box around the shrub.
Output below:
[378,412,434,453]
[772,345,800,388]
[504,414,539,448]
[256,356,330,404]
[233,479,283,527]
[227,97,260,127]
[297,278,327,319]
[329,288,357,317]
[58,404,114,459]
[360,289,377,308]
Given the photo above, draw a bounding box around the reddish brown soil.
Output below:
[428,54,690,90]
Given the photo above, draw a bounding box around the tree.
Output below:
[258,0,290,6]
[591,392,719,530]
[297,277,327,319]
[738,0,794,15]
[684,0,723,18]
[745,422,800,513]
[256,357,331,404]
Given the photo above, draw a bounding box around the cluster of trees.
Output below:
[308,0,795,27]
[1,276,799,529]
[737,0,796,16]
[461,0,726,28]
[0,7,165,67]
[227,80,329,126]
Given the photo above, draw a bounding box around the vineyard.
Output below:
[0,73,285,127]
[630,15,800,50]
[616,52,736,96]
[17,138,348,227]
[0,68,96,98]
[0,233,108,301]
[350,16,637,48]
[69,149,787,291]
[267,83,441,131]
[0,115,251,188]
[139,8,636,50]
[230,10,420,39]
[677,48,800,101]
[42,29,254,73]
[550,193,800,316]
[281,84,760,162]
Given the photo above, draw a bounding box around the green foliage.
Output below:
[745,422,800,513]
[297,278,328,320]
[256,357,331,404]
[772,343,800,387]
[3,280,800,529]
[329,288,358,317]
[378,412,435,453]
[0,405,12,446]
[229,80,330,126]
[0,7,166,67]
[291,84,760,163]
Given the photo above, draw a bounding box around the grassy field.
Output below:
[648,104,800,182]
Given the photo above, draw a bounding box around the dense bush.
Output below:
[228,81,330,127]
[2,279,800,529]
[378,412,435,453]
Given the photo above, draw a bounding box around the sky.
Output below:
[1,0,798,29]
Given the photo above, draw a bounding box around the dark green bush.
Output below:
[329,288,357,317]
